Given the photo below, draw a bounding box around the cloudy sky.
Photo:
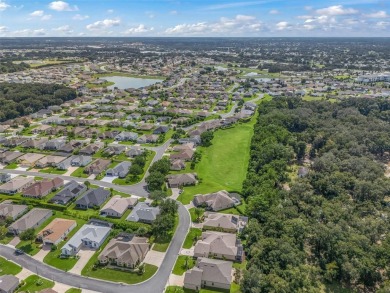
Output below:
[0,0,389,37]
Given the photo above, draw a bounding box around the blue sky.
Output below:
[0,0,389,37]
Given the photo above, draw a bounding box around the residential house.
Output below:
[75,187,110,209]
[49,180,86,205]
[0,275,19,293]
[56,156,75,170]
[193,190,236,211]
[184,258,232,291]
[166,173,197,188]
[0,177,35,194]
[37,218,77,245]
[79,142,104,155]
[0,173,11,183]
[17,153,46,168]
[98,234,149,268]
[137,134,159,144]
[0,200,28,220]
[61,223,111,256]
[115,132,138,141]
[23,177,64,199]
[21,138,48,149]
[84,159,111,175]
[100,195,138,218]
[170,149,194,161]
[170,159,186,171]
[44,138,66,151]
[70,155,92,167]
[0,151,23,164]
[126,145,145,157]
[126,202,160,224]
[8,208,52,235]
[106,161,131,178]
[35,155,66,168]
[203,212,248,233]
[194,231,244,262]
[153,126,169,134]
[104,145,127,156]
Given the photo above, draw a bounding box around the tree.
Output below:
[84,181,91,190]
[200,131,214,147]
[194,207,204,222]
[0,225,7,241]
[149,190,167,204]
[129,164,143,178]
[19,228,36,243]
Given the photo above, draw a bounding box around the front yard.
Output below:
[182,228,201,249]
[17,275,54,293]
[0,256,22,276]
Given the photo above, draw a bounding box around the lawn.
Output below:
[218,202,247,216]
[182,228,202,249]
[4,162,18,169]
[152,214,179,252]
[70,167,88,178]
[0,256,22,276]
[17,275,54,292]
[188,207,205,222]
[177,116,257,205]
[172,256,196,275]
[39,167,67,175]
[65,289,82,293]
[113,151,155,185]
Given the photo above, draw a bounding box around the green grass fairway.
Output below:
[178,117,257,204]
[0,257,22,276]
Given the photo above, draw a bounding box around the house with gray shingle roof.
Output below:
[126,202,160,224]
[106,161,131,178]
[8,208,52,235]
[75,187,110,209]
[184,258,233,291]
[0,275,19,293]
[0,200,28,220]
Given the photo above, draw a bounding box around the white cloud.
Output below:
[269,9,279,15]
[375,21,390,29]
[73,14,89,20]
[146,11,155,19]
[124,24,154,34]
[364,11,389,18]
[13,29,46,36]
[86,19,121,31]
[49,1,78,11]
[0,26,8,33]
[276,21,291,30]
[30,10,44,17]
[107,9,114,14]
[316,5,358,16]
[170,10,178,15]
[53,25,73,34]
[165,14,263,35]
[0,0,9,11]
[41,14,52,20]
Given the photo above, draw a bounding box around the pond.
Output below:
[102,76,164,90]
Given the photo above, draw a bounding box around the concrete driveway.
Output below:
[33,245,51,262]
[9,236,21,247]
[101,176,117,183]
[168,274,185,287]
[180,248,194,257]
[64,166,78,176]
[69,249,96,275]
[170,188,180,200]
[144,250,165,267]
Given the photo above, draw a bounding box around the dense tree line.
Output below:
[241,97,390,292]
[0,61,30,73]
[0,83,76,121]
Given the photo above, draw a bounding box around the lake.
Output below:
[102,76,163,90]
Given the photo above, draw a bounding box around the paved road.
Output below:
[0,139,172,198]
[0,203,190,293]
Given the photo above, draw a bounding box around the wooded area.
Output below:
[241,97,390,292]
[0,61,30,74]
[0,83,76,121]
